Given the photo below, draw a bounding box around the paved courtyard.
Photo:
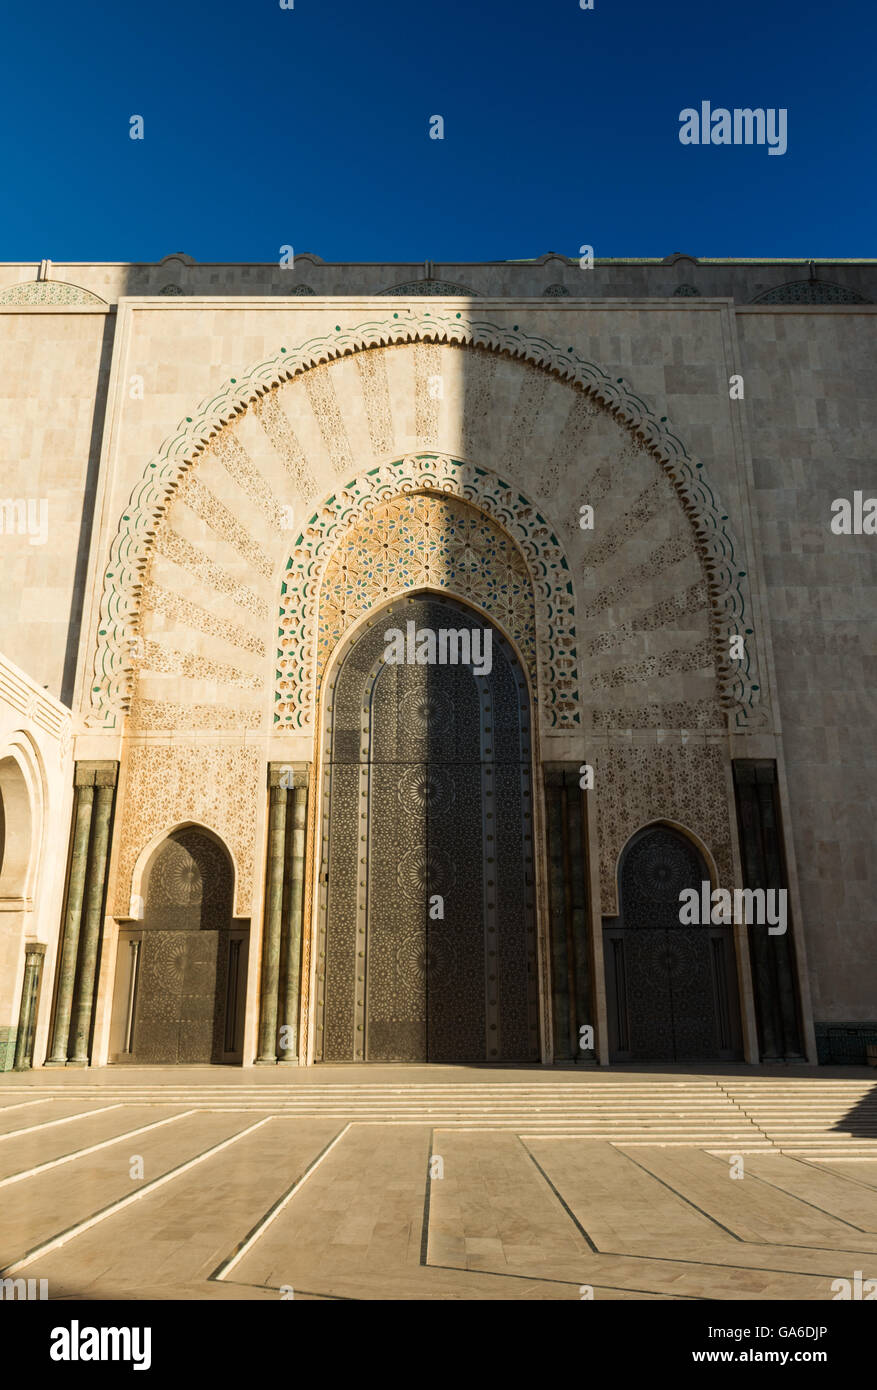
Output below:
[0,1065,875,1301]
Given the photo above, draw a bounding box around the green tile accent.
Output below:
[0,1027,17,1072]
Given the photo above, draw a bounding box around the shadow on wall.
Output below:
[60,313,116,708]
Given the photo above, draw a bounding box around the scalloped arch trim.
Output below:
[280,460,577,729]
[90,310,762,727]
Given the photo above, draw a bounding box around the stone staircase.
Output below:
[4,1075,876,1155]
[720,1080,877,1157]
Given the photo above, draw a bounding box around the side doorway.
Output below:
[109,827,248,1064]
[603,824,742,1062]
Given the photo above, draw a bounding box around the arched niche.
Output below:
[603,822,743,1062]
[0,756,32,901]
[109,825,248,1065]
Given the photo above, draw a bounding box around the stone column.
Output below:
[278,774,309,1065]
[559,778,581,1060]
[544,768,570,1057]
[756,772,801,1056]
[256,773,288,1063]
[13,943,46,1070]
[47,774,95,1065]
[543,765,594,1062]
[68,767,118,1065]
[733,760,803,1060]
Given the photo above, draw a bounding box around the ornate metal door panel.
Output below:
[493,760,538,1058]
[366,757,428,1061]
[613,930,676,1060]
[116,827,238,1065]
[131,932,186,1063]
[663,929,720,1059]
[318,594,539,1063]
[321,760,360,1060]
[603,826,742,1062]
[178,931,224,1062]
[129,930,221,1063]
[426,761,486,1062]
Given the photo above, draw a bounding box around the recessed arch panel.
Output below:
[603,823,742,1062]
[110,825,248,1064]
[315,593,540,1063]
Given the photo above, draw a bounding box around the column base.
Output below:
[43,1058,68,1067]
[253,1058,278,1066]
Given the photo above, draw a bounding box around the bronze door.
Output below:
[317,595,539,1063]
[110,828,244,1065]
[131,929,224,1064]
[603,825,742,1062]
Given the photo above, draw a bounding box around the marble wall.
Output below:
[0,285,873,1055]
[738,307,877,1022]
[0,254,875,305]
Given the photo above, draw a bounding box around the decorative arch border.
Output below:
[124,819,241,922]
[280,460,575,729]
[0,732,45,902]
[90,310,762,728]
[318,585,539,725]
[611,817,721,910]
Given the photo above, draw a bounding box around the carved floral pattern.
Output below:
[278,456,578,729]
[300,491,538,717]
[596,743,734,915]
[0,280,106,306]
[114,745,260,918]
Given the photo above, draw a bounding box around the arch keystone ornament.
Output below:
[91,311,763,730]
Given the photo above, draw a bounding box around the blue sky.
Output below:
[2,0,874,261]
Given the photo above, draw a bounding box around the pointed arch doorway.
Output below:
[314,594,541,1063]
[108,827,249,1064]
[603,825,743,1062]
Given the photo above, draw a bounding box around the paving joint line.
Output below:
[0,1115,274,1276]
[210,1123,352,1282]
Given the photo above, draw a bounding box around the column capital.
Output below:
[268,762,311,789]
[75,760,119,788]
